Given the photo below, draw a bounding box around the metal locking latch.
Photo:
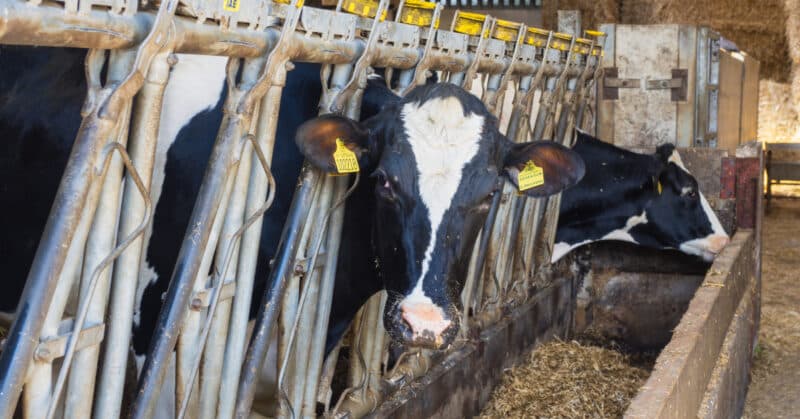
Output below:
[645,69,688,101]
[601,67,640,100]
[602,67,688,101]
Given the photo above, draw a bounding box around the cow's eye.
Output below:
[373,169,396,201]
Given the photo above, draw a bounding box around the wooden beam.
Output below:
[625,230,754,419]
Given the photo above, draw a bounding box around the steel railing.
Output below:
[0,0,603,417]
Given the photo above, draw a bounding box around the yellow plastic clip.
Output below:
[550,32,573,51]
[342,0,387,20]
[399,0,438,28]
[525,27,550,47]
[584,29,606,38]
[453,11,488,37]
[272,0,304,7]
[492,19,521,42]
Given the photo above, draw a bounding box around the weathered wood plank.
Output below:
[624,230,754,419]
[718,51,744,153]
[697,278,757,419]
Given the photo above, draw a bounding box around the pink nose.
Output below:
[400,302,451,346]
[707,234,730,254]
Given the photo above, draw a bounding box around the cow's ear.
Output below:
[295,114,373,175]
[503,141,586,197]
[655,143,676,163]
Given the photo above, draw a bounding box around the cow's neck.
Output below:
[553,136,659,262]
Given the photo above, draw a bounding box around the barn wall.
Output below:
[543,0,800,141]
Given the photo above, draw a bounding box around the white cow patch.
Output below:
[699,192,727,237]
[551,211,648,263]
[551,240,590,263]
[135,54,228,329]
[668,149,688,171]
[401,96,484,304]
[601,211,648,243]
[148,54,227,226]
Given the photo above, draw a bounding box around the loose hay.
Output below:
[480,339,651,419]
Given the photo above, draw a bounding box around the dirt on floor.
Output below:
[743,197,800,419]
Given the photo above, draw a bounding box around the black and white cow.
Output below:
[0,47,324,358]
[299,83,585,349]
[553,130,730,263]
[2,45,584,362]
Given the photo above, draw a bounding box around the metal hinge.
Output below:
[601,67,640,100]
[602,67,688,101]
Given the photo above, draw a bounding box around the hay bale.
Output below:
[760,80,800,141]
[480,339,653,418]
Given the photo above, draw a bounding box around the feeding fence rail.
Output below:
[0,0,603,417]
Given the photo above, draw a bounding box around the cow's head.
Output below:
[642,143,730,261]
[554,131,731,264]
[296,83,584,349]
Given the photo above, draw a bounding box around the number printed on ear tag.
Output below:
[517,160,544,191]
[223,0,239,12]
[333,138,360,174]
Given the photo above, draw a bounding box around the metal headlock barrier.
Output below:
[0,0,603,416]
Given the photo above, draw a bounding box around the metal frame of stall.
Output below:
[0,0,603,417]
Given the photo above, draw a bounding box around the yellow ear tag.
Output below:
[657,181,663,195]
[517,161,545,192]
[333,138,360,174]
[222,0,239,12]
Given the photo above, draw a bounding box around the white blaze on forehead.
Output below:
[401,96,485,304]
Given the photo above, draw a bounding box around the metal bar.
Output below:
[129,67,252,419]
[299,177,348,418]
[216,74,287,419]
[47,140,153,419]
[93,50,173,419]
[179,133,278,419]
[462,187,502,326]
[63,48,137,418]
[234,166,319,418]
[0,46,135,418]
[133,1,306,413]
[284,175,336,417]
[174,57,266,419]
[304,54,371,419]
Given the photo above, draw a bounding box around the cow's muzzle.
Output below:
[393,301,459,350]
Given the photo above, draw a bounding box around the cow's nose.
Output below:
[399,302,453,348]
[707,234,730,254]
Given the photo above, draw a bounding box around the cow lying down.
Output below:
[554,129,730,263]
